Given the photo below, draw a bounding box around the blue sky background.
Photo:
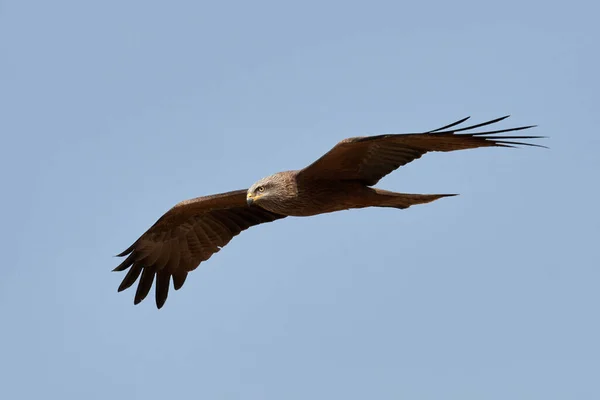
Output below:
[1,1,598,399]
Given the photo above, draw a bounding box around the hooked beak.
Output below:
[247,192,263,206]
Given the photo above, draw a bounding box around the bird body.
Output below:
[249,174,369,216]
[249,173,452,216]
[113,116,545,308]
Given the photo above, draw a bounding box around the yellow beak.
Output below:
[247,191,265,206]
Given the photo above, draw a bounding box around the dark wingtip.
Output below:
[449,115,512,133]
[115,244,135,257]
[514,124,537,130]
[426,116,471,133]
[494,140,549,149]
[117,280,133,293]
[112,252,136,272]
[172,272,188,291]
[155,272,170,309]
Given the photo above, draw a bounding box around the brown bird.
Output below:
[114,115,544,308]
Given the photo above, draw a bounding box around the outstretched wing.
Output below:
[298,116,545,186]
[113,189,286,308]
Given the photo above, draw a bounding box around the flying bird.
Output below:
[113,115,544,308]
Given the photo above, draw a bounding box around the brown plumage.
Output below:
[114,115,544,308]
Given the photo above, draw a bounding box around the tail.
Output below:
[371,188,457,209]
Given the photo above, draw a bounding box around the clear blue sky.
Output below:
[1,1,598,399]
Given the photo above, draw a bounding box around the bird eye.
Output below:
[257,186,265,193]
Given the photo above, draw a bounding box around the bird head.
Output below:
[247,177,275,206]
[247,172,296,213]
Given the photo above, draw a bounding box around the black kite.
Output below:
[114,116,544,308]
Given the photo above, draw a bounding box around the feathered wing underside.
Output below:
[298,115,545,186]
[113,189,286,308]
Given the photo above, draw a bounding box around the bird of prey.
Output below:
[113,115,543,308]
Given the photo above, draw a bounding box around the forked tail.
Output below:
[371,188,457,209]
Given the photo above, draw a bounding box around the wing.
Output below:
[298,116,545,186]
[113,189,286,308]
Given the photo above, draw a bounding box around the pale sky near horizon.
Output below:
[1,1,599,399]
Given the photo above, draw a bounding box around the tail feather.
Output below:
[372,189,457,209]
